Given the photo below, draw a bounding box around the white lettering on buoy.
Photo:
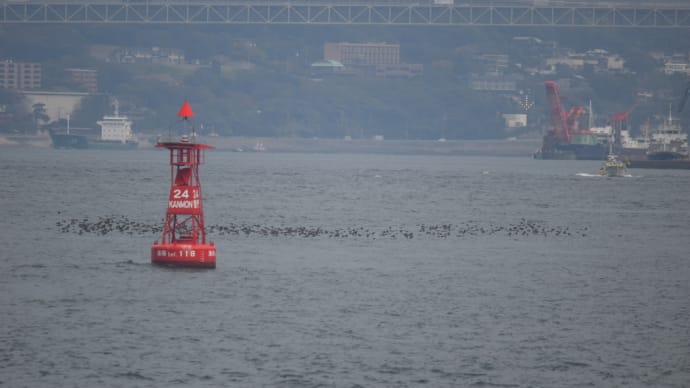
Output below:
[168,199,201,209]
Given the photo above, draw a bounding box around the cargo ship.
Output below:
[617,124,650,161]
[645,105,687,160]
[50,100,138,150]
[625,105,689,169]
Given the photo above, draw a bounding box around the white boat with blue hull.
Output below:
[51,99,138,149]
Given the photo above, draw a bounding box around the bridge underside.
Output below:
[2,2,690,27]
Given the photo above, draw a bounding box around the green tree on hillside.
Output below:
[31,103,50,131]
[0,89,29,133]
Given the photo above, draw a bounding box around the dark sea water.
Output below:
[1,148,688,387]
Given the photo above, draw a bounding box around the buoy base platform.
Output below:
[151,243,216,269]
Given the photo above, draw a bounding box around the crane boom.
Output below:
[544,81,571,143]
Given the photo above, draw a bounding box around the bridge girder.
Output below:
[1,2,690,27]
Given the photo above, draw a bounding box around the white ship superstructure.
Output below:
[646,104,688,160]
[97,100,134,143]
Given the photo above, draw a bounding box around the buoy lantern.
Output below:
[151,101,216,268]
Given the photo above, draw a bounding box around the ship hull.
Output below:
[535,143,607,160]
[627,159,690,169]
[533,149,576,160]
[89,139,138,150]
[605,166,626,177]
[646,151,687,161]
[49,131,138,150]
[561,143,608,160]
[50,131,89,149]
[618,148,648,161]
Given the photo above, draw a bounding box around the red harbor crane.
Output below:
[539,81,583,156]
[536,80,608,160]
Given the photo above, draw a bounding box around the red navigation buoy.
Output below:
[151,101,216,268]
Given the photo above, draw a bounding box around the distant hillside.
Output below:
[1,24,688,139]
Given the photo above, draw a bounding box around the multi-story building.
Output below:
[0,60,42,89]
[324,42,400,66]
[115,46,186,65]
[66,68,98,93]
[545,49,627,73]
[663,61,690,75]
[662,54,690,75]
[607,55,625,71]
[375,64,423,78]
[324,42,423,77]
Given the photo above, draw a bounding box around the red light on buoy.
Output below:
[151,101,216,268]
[177,100,194,119]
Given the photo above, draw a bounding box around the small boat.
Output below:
[599,138,627,177]
[253,141,266,152]
[599,154,628,177]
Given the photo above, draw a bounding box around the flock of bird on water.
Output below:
[56,215,588,239]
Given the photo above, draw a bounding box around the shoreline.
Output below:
[192,136,542,157]
[1,134,542,157]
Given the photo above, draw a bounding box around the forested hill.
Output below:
[1,24,688,139]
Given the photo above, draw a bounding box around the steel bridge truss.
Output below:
[2,2,690,27]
